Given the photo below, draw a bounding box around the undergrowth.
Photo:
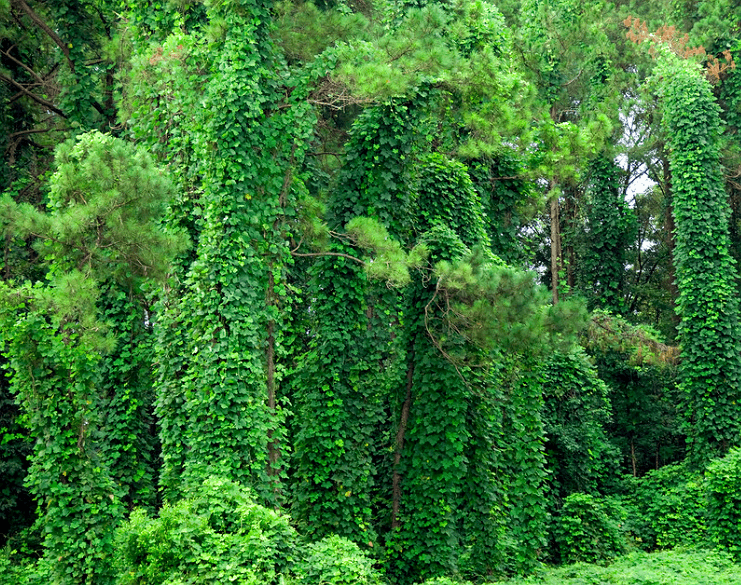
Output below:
[484,549,741,585]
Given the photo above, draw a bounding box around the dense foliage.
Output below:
[4,0,741,583]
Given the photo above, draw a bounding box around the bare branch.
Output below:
[291,251,366,264]
[561,68,583,87]
[6,127,63,141]
[0,72,67,117]
[1,45,44,84]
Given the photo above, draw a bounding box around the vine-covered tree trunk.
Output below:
[292,102,416,542]
[582,156,634,312]
[0,131,184,584]
[153,0,315,503]
[388,155,505,583]
[658,51,741,462]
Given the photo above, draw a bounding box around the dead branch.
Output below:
[0,72,67,117]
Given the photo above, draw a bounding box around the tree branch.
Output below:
[7,127,63,141]
[1,45,45,85]
[291,251,366,264]
[12,0,76,73]
[0,72,67,117]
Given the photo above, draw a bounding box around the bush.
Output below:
[541,349,620,499]
[292,535,382,585]
[114,477,298,585]
[114,477,383,585]
[552,493,625,564]
[0,548,51,585]
[707,447,741,556]
[622,463,706,550]
[419,578,473,585]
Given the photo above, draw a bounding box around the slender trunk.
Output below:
[631,437,637,477]
[550,190,562,305]
[663,159,681,327]
[266,270,279,478]
[392,344,415,529]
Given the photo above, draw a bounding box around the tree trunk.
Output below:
[550,189,562,305]
[392,344,415,529]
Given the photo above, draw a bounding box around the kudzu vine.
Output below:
[293,100,420,543]
[150,0,318,503]
[656,50,741,463]
[581,155,635,313]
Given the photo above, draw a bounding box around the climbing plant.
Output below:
[580,155,635,313]
[388,152,583,581]
[0,310,123,585]
[654,48,741,462]
[148,0,318,503]
[292,100,420,544]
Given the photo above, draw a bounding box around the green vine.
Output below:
[292,100,420,542]
[0,131,184,583]
[581,155,635,313]
[656,50,741,462]
[151,0,317,503]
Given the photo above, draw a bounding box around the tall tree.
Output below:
[515,0,616,303]
[147,0,317,503]
[0,131,185,584]
[581,155,635,312]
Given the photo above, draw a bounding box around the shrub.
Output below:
[420,578,474,585]
[622,462,706,550]
[0,549,51,585]
[552,493,625,564]
[114,477,298,585]
[706,447,741,556]
[292,535,382,585]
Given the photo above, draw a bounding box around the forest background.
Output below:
[5,0,741,584]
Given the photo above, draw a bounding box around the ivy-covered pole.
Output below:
[97,284,158,511]
[657,50,741,462]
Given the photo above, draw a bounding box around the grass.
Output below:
[486,549,741,585]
